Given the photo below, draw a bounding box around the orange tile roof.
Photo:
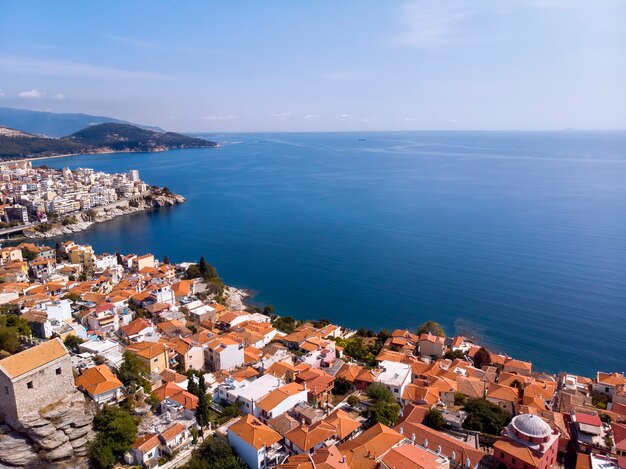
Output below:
[153,382,198,410]
[120,318,152,336]
[336,363,363,382]
[279,444,348,469]
[0,338,68,379]
[494,439,540,467]
[487,383,520,403]
[229,414,282,450]
[258,382,306,413]
[127,341,169,360]
[75,364,123,396]
[325,409,361,440]
[382,444,443,469]
[338,423,405,469]
[286,420,336,452]
[395,421,485,468]
[159,422,186,442]
[133,433,160,452]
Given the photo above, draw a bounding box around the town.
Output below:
[0,242,623,469]
[0,161,183,239]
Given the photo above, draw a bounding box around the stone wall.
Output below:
[2,354,75,422]
[0,390,95,468]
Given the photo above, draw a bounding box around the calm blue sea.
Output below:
[32,131,626,377]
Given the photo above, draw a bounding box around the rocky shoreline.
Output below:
[23,189,186,239]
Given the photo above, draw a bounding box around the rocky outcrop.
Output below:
[0,391,94,468]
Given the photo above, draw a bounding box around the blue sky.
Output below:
[0,0,624,132]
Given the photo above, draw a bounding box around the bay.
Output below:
[32,131,626,377]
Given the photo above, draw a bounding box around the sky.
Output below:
[0,0,625,132]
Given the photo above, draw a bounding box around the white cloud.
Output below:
[0,56,169,81]
[304,114,320,120]
[0,89,5,98]
[338,114,351,121]
[395,1,473,49]
[271,112,292,120]
[50,93,65,100]
[202,115,236,121]
[18,89,43,99]
[403,117,414,122]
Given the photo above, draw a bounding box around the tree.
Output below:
[63,292,82,304]
[462,398,511,436]
[473,347,491,369]
[365,383,401,426]
[63,334,84,350]
[0,314,31,336]
[185,264,202,279]
[117,351,151,392]
[347,395,360,407]
[116,252,124,266]
[416,320,445,337]
[0,329,20,353]
[272,316,297,333]
[344,337,369,361]
[21,248,37,262]
[366,383,395,403]
[333,377,352,395]
[186,436,244,469]
[89,439,115,469]
[263,305,275,315]
[444,350,466,360]
[55,240,64,260]
[163,255,171,265]
[424,407,445,430]
[90,406,138,468]
[592,391,609,410]
[196,392,210,428]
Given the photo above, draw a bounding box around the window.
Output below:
[56,367,62,375]
[500,452,505,458]
[4,386,8,395]
[27,381,33,389]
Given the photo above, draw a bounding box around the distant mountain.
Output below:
[0,123,217,159]
[0,107,165,137]
[63,123,217,152]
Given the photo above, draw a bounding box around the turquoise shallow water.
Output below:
[33,131,626,377]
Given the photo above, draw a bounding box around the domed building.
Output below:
[493,413,560,469]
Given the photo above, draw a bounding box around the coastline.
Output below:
[9,188,186,241]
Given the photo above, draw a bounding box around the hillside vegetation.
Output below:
[0,123,217,159]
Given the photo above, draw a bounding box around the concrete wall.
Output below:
[228,431,262,469]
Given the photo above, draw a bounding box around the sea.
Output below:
[29,131,626,377]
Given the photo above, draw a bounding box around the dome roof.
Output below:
[512,414,551,438]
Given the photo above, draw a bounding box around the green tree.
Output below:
[0,314,31,336]
[89,439,115,469]
[62,292,82,304]
[416,320,445,337]
[272,316,297,333]
[424,407,445,430]
[344,337,369,361]
[63,334,84,350]
[473,347,491,369]
[186,436,244,469]
[185,264,202,279]
[263,305,275,315]
[163,255,171,265]
[347,395,360,407]
[366,383,395,404]
[444,350,466,360]
[462,398,511,436]
[117,351,151,392]
[592,391,609,410]
[21,248,37,262]
[333,377,352,395]
[365,383,400,426]
[90,406,138,468]
[0,329,20,354]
